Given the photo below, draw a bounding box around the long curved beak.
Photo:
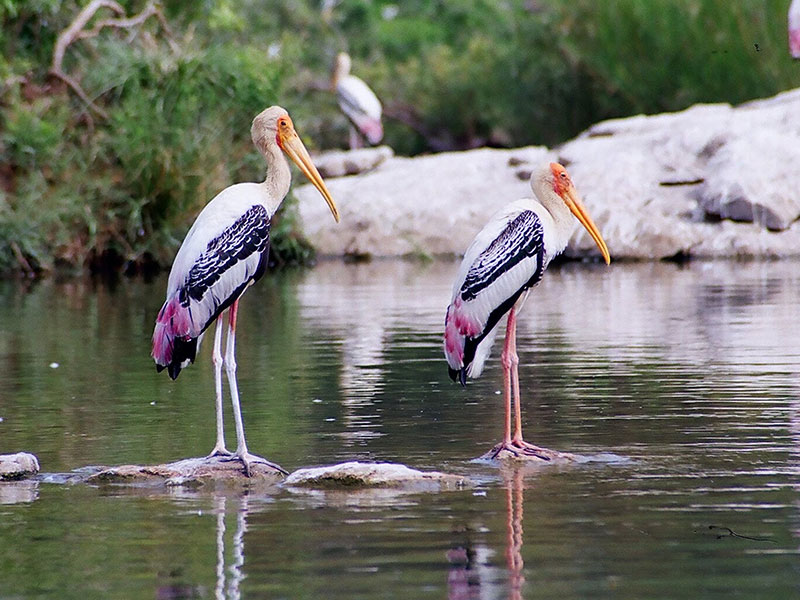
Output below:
[279,123,340,223]
[563,187,611,265]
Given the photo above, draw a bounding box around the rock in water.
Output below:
[284,461,470,490]
[480,445,577,463]
[86,455,284,487]
[0,452,40,480]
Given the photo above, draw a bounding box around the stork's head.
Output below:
[331,52,352,88]
[251,106,340,223]
[535,162,610,264]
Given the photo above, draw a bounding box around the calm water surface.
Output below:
[1,260,799,599]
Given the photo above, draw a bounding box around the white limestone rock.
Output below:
[296,146,552,259]
[295,88,800,260]
[312,145,394,178]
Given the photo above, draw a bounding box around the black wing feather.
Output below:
[458,210,546,377]
[179,204,271,308]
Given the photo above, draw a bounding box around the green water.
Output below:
[1,260,799,599]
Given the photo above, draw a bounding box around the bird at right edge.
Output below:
[444,163,611,460]
[790,0,800,59]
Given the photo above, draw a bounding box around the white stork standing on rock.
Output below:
[331,52,383,149]
[790,0,800,58]
[444,163,610,460]
[152,106,339,476]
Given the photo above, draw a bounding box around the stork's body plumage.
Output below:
[790,0,800,59]
[444,163,610,459]
[332,52,383,148]
[152,106,339,476]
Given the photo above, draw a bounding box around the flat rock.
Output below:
[0,452,40,480]
[296,87,800,260]
[86,456,285,487]
[479,445,577,464]
[284,461,471,491]
[313,146,394,178]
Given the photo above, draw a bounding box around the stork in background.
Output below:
[444,163,610,460]
[331,52,384,149]
[790,0,800,58]
[152,106,339,476]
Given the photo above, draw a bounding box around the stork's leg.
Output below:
[349,125,363,150]
[489,307,550,461]
[501,317,515,447]
[223,299,287,476]
[208,315,232,458]
[509,309,525,445]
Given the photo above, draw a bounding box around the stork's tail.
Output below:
[444,297,494,386]
[351,114,383,145]
[152,295,197,380]
[444,302,477,387]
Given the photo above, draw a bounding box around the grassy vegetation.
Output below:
[1,0,798,276]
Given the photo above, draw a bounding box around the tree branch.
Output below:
[49,0,174,119]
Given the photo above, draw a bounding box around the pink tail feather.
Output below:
[444,296,483,380]
[354,116,383,145]
[152,295,194,370]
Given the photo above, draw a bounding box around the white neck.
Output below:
[531,181,575,259]
[260,142,291,217]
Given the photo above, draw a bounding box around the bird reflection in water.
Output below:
[503,466,526,600]
[214,495,248,600]
[447,465,528,600]
[156,494,249,600]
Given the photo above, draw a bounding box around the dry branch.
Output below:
[49,0,174,119]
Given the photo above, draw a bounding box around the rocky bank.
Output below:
[297,88,800,260]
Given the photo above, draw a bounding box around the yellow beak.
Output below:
[279,121,340,223]
[562,187,611,265]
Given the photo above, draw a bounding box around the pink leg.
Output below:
[508,310,525,445]
[500,310,516,446]
[489,307,551,461]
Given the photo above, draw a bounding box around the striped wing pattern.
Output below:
[445,210,545,384]
[152,204,271,379]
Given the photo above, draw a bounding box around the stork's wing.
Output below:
[444,210,545,380]
[337,76,383,144]
[152,204,270,376]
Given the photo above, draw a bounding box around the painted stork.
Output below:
[151,106,339,476]
[790,0,800,58]
[444,163,610,459]
[331,52,383,149]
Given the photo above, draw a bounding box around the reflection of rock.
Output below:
[312,146,394,178]
[0,452,40,480]
[297,88,800,260]
[285,461,471,490]
[86,455,284,487]
[0,480,38,504]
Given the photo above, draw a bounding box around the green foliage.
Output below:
[0,0,798,275]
